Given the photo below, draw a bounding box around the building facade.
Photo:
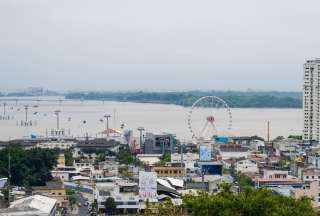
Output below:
[151,166,185,177]
[144,132,176,155]
[303,58,320,143]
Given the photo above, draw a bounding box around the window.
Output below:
[306,176,309,179]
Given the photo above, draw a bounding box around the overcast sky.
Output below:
[0,0,319,91]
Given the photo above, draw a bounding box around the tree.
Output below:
[183,187,317,216]
[142,199,183,216]
[105,197,116,215]
[160,154,171,164]
[66,189,77,211]
[234,172,254,191]
[119,166,132,178]
[90,199,98,216]
[0,145,58,187]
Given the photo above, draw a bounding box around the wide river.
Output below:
[0,96,302,141]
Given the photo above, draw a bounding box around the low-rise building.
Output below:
[306,148,320,168]
[136,154,161,165]
[187,175,233,193]
[291,181,320,207]
[0,195,57,216]
[219,144,250,160]
[99,160,119,177]
[37,140,76,149]
[94,181,140,214]
[32,179,68,208]
[235,159,259,174]
[143,132,176,155]
[57,154,66,167]
[197,162,223,176]
[171,153,199,171]
[255,170,303,188]
[151,166,185,177]
[51,166,79,182]
[302,168,320,183]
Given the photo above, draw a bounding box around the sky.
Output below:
[0,0,319,91]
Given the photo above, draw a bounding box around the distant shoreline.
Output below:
[64,91,302,109]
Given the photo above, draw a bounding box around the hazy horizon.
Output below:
[1,0,320,91]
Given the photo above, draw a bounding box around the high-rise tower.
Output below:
[303,58,320,144]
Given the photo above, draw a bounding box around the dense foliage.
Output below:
[183,187,317,216]
[142,186,317,216]
[0,145,58,187]
[66,189,77,211]
[117,147,142,166]
[234,172,254,191]
[66,91,302,108]
[105,197,117,215]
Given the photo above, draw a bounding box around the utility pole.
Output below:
[8,149,11,206]
[267,121,270,143]
[24,105,28,122]
[180,142,184,169]
[3,102,6,116]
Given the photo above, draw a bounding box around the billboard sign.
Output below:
[199,145,212,161]
[139,171,157,201]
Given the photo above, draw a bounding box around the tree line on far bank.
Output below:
[66,91,302,108]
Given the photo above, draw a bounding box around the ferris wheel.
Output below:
[187,96,232,141]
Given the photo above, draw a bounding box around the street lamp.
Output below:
[104,114,111,137]
[137,127,145,153]
[54,110,61,130]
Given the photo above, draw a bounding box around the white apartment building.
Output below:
[235,159,259,174]
[171,153,199,171]
[303,58,320,143]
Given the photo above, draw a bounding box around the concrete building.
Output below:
[273,138,300,158]
[143,132,176,155]
[36,140,76,149]
[151,166,185,177]
[94,181,140,214]
[0,195,57,216]
[302,168,320,183]
[291,181,320,207]
[219,144,250,160]
[51,166,79,182]
[57,154,66,167]
[235,159,259,174]
[303,58,320,144]
[307,147,320,168]
[255,170,303,188]
[136,154,161,165]
[32,179,68,209]
[197,162,223,176]
[171,153,199,171]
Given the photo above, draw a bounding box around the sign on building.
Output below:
[199,145,212,161]
[139,171,157,201]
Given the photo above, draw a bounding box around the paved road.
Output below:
[72,192,90,216]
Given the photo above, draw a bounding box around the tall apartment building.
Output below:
[303,58,320,143]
